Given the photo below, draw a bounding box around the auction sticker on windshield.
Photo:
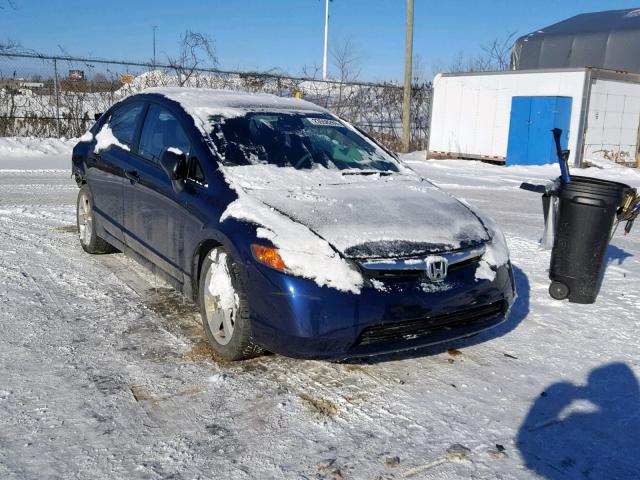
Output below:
[305,117,344,127]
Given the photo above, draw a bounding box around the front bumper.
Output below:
[244,259,515,359]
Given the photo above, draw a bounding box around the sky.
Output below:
[1,0,640,82]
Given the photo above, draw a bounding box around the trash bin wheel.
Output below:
[549,281,570,300]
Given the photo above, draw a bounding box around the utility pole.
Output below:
[401,0,414,153]
[322,0,329,80]
[152,26,158,68]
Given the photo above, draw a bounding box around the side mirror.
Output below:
[160,148,188,193]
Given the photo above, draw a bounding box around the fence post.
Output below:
[53,58,61,138]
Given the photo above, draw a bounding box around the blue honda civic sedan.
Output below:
[72,87,515,360]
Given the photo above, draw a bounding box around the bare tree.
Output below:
[412,53,428,83]
[300,64,322,80]
[440,31,517,73]
[330,37,364,116]
[480,30,517,70]
[331,37,363,83]
[167,30,218,86]
[0,38,20,53]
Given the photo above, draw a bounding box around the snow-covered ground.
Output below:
[1,140,639,479]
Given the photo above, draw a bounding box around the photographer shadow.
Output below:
[605,244,633,267]
[517,362,640,479]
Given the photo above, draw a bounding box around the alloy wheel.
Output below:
[78,192,93,247]
[203,249,240,346]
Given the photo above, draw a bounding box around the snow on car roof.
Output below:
[141,87,328,133]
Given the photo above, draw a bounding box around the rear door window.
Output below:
[138,105,191,164]
[108,103,144,148]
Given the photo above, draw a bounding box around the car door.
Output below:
[85,102,145,243]
[123,103,198,283]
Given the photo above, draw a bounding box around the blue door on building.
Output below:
[506,96,572,166]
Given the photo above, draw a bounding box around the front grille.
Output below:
[365,268,424,281]
[447,256,481,272]
[364,255,481,281]
[358,244,486,282]
[356,301,506,346]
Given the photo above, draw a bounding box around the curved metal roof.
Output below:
[511,8,640,72]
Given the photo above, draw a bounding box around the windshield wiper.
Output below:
[341,169,394,176]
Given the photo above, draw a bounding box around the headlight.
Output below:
[251,244,287,272]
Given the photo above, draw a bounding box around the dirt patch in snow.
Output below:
[130,384,205,406]
[143,288,202,339]
[184,341,217,363]
[343,393,368,404]
[54,224,78,233]
[298,392,339,418]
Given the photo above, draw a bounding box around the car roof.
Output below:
[136,87,329,133]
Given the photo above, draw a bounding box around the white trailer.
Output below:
[428,68,640,167]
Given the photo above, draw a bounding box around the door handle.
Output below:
[125,170,140,184]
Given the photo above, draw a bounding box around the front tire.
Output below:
[198,247,263,361]
[76,185,116,254]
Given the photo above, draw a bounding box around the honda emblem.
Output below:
[425,256,448,282]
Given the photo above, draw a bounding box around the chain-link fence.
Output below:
[0,52,431,151]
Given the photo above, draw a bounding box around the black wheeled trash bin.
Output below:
[549,175,632,304]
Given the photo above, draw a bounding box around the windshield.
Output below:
[208,112,399,172]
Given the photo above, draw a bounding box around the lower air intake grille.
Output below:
[356,301,506,346]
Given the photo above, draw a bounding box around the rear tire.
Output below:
[198,247,263,361]
[549,281,570,300]
[77,185,116,254]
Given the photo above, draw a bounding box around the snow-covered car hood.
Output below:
[222,165,490,259]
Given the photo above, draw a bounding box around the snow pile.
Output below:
[0,137,75,169]
[94,124,129,153]
[582,156,640,184]
[141,87,327,135]
[420,151,640,188]
[119,70,171,92]
[221,193,363,294]
[0,137,75,158]
[116,69,346,103]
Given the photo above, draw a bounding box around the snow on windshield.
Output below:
[208,112,399,172]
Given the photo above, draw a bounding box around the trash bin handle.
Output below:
[572,196,605,207]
